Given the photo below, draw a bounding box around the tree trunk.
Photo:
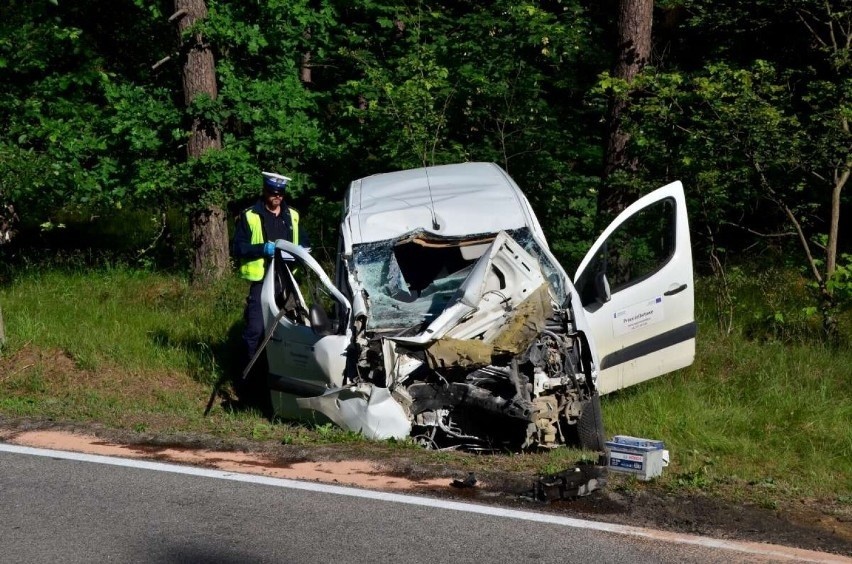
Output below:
[301,30,312,84]
[300,49,312,84]
[174,0,228,284]
[190,207,229,280]
[825,116,850,278]
[0,201,17,245]
[0,197,10,348]
[599,0,653,219]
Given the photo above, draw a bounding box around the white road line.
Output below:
[1,442,847,563]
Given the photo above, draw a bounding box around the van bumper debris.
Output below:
[531,462,608,502]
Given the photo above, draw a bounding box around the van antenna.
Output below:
[424,166,441,230]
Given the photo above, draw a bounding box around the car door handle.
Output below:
[664,283,688,296]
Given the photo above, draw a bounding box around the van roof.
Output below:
[343,162,540,245]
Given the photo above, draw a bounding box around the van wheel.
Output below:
[578,392,606,452]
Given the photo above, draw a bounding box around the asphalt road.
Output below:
[0,447,842,564]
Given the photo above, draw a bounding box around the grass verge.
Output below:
[0,265,850,509]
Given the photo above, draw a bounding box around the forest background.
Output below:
[0,0,850,336]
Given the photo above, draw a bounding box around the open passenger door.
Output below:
[259,241,352,415]
[574,181,695,394]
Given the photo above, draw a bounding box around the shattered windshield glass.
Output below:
[352,238,473,332]
[351,228,567,333]
[511,229,569,306]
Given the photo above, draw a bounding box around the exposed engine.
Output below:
[350,308,596,450]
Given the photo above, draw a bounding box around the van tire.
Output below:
[578,392,606,452]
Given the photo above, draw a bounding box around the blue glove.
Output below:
[263,242,276,257]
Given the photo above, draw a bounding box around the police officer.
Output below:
[232,172,308,401]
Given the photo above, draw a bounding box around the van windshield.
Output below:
[351,228,566,333]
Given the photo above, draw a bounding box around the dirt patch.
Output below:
[0,344,194,400]
[0,344,77,381]
[1,418,850,558]
[1,428,448,491]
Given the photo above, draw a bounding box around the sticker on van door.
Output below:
[613,296,664,336]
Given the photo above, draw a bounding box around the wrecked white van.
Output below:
[258,162,695,451]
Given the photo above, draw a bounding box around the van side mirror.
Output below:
[309,302,333,336]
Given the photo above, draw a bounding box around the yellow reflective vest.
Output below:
[238,207,300,281]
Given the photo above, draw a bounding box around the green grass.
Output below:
[1,264,850,505]
[604,337,852,498]
[604,271,852,499]
[1,266,245,380]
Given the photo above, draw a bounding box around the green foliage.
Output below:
[0,0,610,268]
[629,61,793,207]
[0,0,332,222]
[2,0,849,337]
[320,1,606,263]
[0,3,110,212]
[615,0,851,333]
[673,450,714,490]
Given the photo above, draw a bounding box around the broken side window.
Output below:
[575,197,677,306]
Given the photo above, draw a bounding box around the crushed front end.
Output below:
[317,229,603,450]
